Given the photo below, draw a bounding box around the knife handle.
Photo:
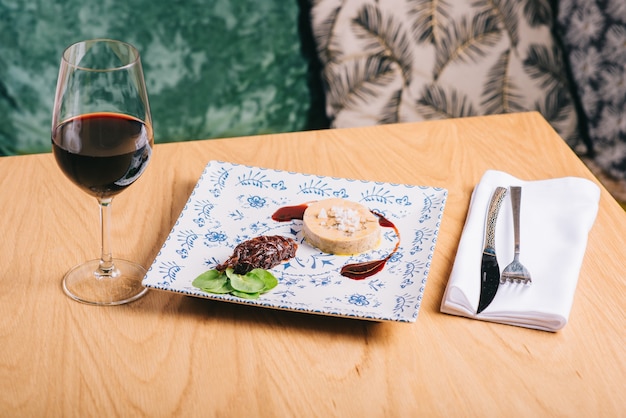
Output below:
[484,187,507,252]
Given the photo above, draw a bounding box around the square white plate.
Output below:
[143,161,447,322]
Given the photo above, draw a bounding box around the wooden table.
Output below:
[1,112,624,417]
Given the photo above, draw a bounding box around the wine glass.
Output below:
[51,39,153,305]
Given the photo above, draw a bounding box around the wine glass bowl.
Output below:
[52,112,152,199]
[52,39,153,305]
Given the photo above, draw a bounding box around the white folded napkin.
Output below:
[441,170,600,332]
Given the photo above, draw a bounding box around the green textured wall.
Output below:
[0,0,327,155]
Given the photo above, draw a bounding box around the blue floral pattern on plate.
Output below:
[143,161,447,322]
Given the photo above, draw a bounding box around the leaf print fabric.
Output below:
[556,0,626,181]
[311,0,581,149]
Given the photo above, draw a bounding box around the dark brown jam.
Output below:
[215,235,297,275]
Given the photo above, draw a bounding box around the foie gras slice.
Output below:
[302,198,380,255]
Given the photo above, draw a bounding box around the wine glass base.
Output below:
[62,259,148,305]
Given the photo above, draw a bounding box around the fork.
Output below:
[500,186,532,284]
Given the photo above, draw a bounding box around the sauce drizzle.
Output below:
[271,204,308,222]
[271,205,400,280]
[339,211,400,280]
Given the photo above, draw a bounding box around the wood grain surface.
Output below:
[0,113,624,417]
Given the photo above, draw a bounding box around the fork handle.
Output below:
[510,186,522,254]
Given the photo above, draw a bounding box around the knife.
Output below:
[477,186,507,314]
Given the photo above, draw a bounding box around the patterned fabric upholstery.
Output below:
[556,0,626,181]
[0,0,326,156]
[310,0,582,150]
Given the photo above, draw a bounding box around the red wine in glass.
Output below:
[52,112,152,199]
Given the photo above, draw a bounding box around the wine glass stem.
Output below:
[98,197,115,276]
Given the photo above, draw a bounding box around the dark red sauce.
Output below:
[271,204,308,222]
[340,211,400,280]
[271,205,400,280]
